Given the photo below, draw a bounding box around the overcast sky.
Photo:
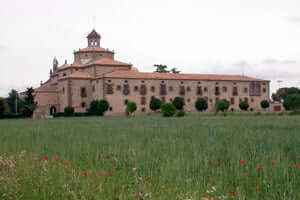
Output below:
[1,0,300,96]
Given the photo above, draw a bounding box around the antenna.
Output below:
[92,16,96,29]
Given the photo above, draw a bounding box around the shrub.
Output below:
[176,110,185,117]
[64,106,74,116]
[126,101,137,116]
[150,97,161,111]
[88,99,110,116]
[260,100,270,111]
[239,101,249,111]
[98,99,110,116]
[216,99,230,116]
[0,99,4,119]
[195,98,208,112]
[172,97,185,110]
[161,103,176,117]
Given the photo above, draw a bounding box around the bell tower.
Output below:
[87,29,101,47]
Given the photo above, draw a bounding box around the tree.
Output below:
[64,106,75,116]
[239,101,249,111]
[0,99,4,119]
[126,101,137,116]
[172,97,185,110]
[195,98,208,112]
[272,87,300,102]
[283,94,300,111]
[153,64,169,73]
[22,87,37,117]
[98,99,110,116]
[260,100,270,111]
[150,97,161,111]
[88,100,100,114]
[6,89,20,114]
[161,103,176,117]
[170,68,181,74]
[216,99,230,116]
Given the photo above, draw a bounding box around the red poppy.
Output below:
[230,191,236,195]
[240,160,245,165]
[213,160,217,165]
[101,171,107,179]
[258,167,263,172]
[43,156,49,161]
[83,171,88,177]
[54,156,60,162]
[272,162,276,167]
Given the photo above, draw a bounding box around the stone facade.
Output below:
[33,30,270,116]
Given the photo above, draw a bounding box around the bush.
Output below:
[88,99,110,116]
[176,110,185,117]
[150,97,161,111]
[260,100,270,111]
[283,94,300,111]
[64,106,74,116]
[239,101,249,111]
[216,99,230,116]
[195,98,208,112]
[161,103,176,117]
[126,102,137,116]
[0,99,4,119]
[172,97,185,110]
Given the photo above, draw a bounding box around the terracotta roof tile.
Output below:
[75,47,112,53]
[102,70,267,82]
[87,58,131,66]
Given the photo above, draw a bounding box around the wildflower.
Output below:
[146,176,151,180]
[170,183,176,187]
[113,157,119,164]
[230,191,236,196]
[83,171,88,177]
[296,163,300,168]
[100,153,106,159]
[244,172,248,176]
[100,171,107,179]
[131,145,137,150]
[110,168,115,176]
[132,167,137,173]
[138,176,143,182]
[240,160,245,165]
[53,156,60,162]
[272,162,276,167]
[43,156,49,161]
[257,167,263,172]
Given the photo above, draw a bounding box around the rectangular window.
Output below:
[179,86,185,96]
[249,82,261,96]
[244,87,248,93]
[232,87,238,96]
[106,84,113,94]
[230,97,235,105]
[222,86,227,92]
[123,84,130,95]
[197,86,202,96]
[141,96,146,105]
[140,85,147,95]
[160,84,167,95]
[80,87,87,98]
[215,86,220,96]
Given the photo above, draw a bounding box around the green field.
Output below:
[1,114,300,199]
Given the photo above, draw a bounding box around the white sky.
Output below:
[1,0,300,96]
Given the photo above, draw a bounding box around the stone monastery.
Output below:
[33,30,270,117]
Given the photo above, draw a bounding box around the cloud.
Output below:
[263,58,278,64]
[280,59,297,64]
[286,16,300,23]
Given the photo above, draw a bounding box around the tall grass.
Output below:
[0,115,300,199]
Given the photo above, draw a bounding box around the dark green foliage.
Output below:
[195,98,208,112]
[161,103,176,117]
[272,87,300,102]
[0,99,4,119]
[176,110,185,117]
[22,88,37,117]
[283,94,300,111]
[172,97,185,110]
[260,100,270,110]
[170,67,180,74]
[216,99,230,116]
[6,89,22,114]
[88,99,110,116]
[153,64,169,73]
[239,101,249,111]
[126,101,137,116]
[64,106,75,116]
[150,97,161,111]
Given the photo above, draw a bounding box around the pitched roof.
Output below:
[87,58,131,66]
[75,47,112,53]
[102,70,267,82]
[87,30,101,39]
[59,72,92,80]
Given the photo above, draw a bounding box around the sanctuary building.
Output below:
[33,30,270,117]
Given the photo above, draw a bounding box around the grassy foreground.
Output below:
[0,114,300,199]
